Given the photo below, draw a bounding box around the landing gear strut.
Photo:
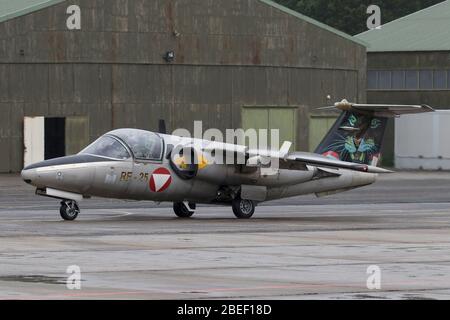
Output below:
[232,198,256,219]
[59,200,80,221]
[173,202,195,218]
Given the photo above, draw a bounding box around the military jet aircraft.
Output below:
[21,100,433,221]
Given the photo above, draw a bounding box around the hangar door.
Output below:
[242,107,297,149]
[24,117,45,167]
[309,114,339,152]
[23,116,89,167]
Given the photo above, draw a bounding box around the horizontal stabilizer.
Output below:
[319,99,434,117]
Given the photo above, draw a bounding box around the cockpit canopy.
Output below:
[80,129,164,161]
[80,135,131,160]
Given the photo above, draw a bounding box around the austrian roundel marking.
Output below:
[149,168,172,193]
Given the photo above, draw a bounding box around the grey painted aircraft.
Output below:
[21,100,433,221]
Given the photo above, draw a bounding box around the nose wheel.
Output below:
[60,200,80,221]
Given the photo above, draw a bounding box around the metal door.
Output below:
[242,107,297,149]
[24,117,45,168]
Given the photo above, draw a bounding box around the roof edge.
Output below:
[258,0,367,47]
[368,49,450,53]
[356,0,449,37]
[0,0,67,24]
[0,0,366,48]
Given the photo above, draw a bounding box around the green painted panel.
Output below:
[309,116,338,152]
[65,116,89,155]
[242,108,269,131]
[242,107,297,150]
[269,108,296,148]
[242,108,268,147]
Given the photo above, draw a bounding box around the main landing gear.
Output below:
[173,202,196,218]
[232,198,256,219]
[172,199,256,219]
[59,200,80,221]
[59,199,256,221]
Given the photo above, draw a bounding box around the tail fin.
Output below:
[314,100,434,166]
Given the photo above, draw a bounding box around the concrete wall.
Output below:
[367,51,450,166]
[0,0,366,172]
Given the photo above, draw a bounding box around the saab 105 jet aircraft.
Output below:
[21,100,433,221]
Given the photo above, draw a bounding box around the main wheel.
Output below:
[59,200,80,221]
[232,199,255,219]
[173,202,194,218]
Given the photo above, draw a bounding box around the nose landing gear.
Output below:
[59,200,80,221]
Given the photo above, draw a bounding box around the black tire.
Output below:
[59,201,80,221]
[173,202,194,218]
[232,199,255,219]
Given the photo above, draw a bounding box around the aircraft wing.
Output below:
[285,152,393,174]
[201,141,392,174]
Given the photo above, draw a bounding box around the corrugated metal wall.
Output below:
[0,0,366,172]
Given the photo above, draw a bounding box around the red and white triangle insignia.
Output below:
[149,168,172,193]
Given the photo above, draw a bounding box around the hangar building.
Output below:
[0,0,366,173]
[357,0,450,167]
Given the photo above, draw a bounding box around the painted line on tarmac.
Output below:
[96,209,135,219]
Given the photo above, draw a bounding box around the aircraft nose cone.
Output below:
[21,168,37,185]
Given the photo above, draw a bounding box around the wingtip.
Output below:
[421,104,435,112]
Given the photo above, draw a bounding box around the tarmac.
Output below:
[1,172,450,300]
